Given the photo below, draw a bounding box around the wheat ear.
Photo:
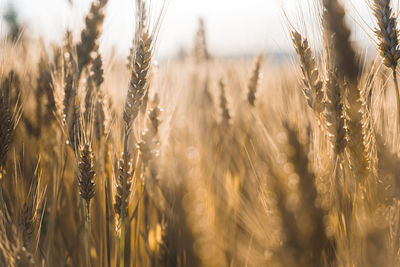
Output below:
[247,54,263,106]
[291,31,324,120]
[115,29,153,219]
[115,2,159,265]
[322,0,359,83]
[193,18,210,62]
[323,0,370,179]
[115,13,154,216]
[218,79,231,126]
[371,0,400,128]
[325,71,347,156]
[62,31,81,149]
[76,0,108,75]
[0,76,15,174]
[138,93,161,167]
[78,143,96,211]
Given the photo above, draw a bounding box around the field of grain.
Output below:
[2,0,400,266]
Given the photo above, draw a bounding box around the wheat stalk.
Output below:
[247,54,263,106]
[84,49,104,124]
[76,143,96,267]
[76,0,108,75]
[115,31,153,219]
[62,31,81,150]
[116,9,155,218]
[323,0,370,179]
[371,0,400,128]
[123,30,153,127]
[322,0,359,83]
[193,18,210,62]
[291,31,324,120]
[78,143,96,211]
[138,93,161,168]
[371,0,400,69]
[94,92,106,143]
[219,79,231,126]
[0,80,14,175]
[115,1,164,265]
[38,56,56,126]
[84,71,95,123]
[325,71,347,156]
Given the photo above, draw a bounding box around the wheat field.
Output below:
[1,0,400,266]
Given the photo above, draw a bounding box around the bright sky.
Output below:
[0,0,383,59]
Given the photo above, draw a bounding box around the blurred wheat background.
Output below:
[1,0,400,266]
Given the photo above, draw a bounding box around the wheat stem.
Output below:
[0,179,7,221]
[80,196,89,267]
[392,68,400,130]
[104,181,111,267]
[119,208,126,267]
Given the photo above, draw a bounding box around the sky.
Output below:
[0,0,384,59]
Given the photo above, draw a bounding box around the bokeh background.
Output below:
[0,0,390,59]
